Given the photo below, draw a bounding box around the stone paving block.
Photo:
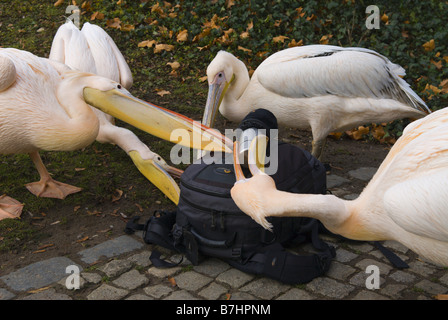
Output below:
[100,259,133,277]
[240,278,289,300]
[334,248,358,263]
[216,268,254,288]
[415,280,448,295]
[147,266,181,278]
[128,250,153,267]
[407,261,438,277]
[389,270,416,283]
[381,284,407,299]
[81,272,102,284]
[144,284,174,299]
[78,235,143,264]
[87,283,129,300]
[0,257,81,292]
[113,269,149,290]
[193,258,231,277]
[174,271,213,291]
[276,288,314,300]
[326,261,357,280]
[0,288,15,300]
[198,282,228,300]
[307,277,355,299]
[439,273,448,286]
[163,290,198,300]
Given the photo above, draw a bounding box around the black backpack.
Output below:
[126,142,337,285]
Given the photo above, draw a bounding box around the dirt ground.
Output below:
[0,118,391,277]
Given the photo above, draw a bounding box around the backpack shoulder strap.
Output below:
[228,222,335,284]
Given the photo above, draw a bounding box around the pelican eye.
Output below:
[117,84,122,89]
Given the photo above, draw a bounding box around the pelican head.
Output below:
[203,51,247,127]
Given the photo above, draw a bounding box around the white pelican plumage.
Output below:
[49,21,183,204]
[0,48,230,219]
[203,45,430,159]
[231,107,448,267]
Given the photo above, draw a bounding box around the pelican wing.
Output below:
[256,45,429,113]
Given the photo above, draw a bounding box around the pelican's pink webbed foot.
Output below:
[0,194,24,220]
[25,177,82,199]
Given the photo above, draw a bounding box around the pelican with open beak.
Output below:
[83,82,233,204]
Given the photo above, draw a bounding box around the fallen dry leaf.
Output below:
[121,24,135,32]
[73,205,81,212]
[346,126,369,140]
[273,35,289,43]
[91,11,104,21]
[106,17,121,29]
[38,243,54,250]
[154,44,174,53]
[33,249,47,254]
[372,125,385,141]
[54,0,64,6]
[168,277,177,286]
[319,34,333,45]
[138,40,157,48]
[423,39,435,52]
[381,13,389,24]
[199,76,208,82]
[237,46,252,53]
[295,7,305,18]
[76,236,89,243]
[239,31,250,39]
[156,89,171,97]
[440,79,448,94]
[112,189,123,202]
[176,29,188,42]
[288,39,303,48]
[167,61,180,70]
[431,59,442,70]
[27,286,51,294]
[328,132,343,140]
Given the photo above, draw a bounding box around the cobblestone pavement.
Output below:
[1,167,447,301]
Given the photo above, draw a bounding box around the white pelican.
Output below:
[231,107,448,267]
[203,45,431,159]
[0,48,230,219]
[49,21,183,204]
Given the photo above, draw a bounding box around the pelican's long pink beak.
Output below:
[84,87,233,153]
